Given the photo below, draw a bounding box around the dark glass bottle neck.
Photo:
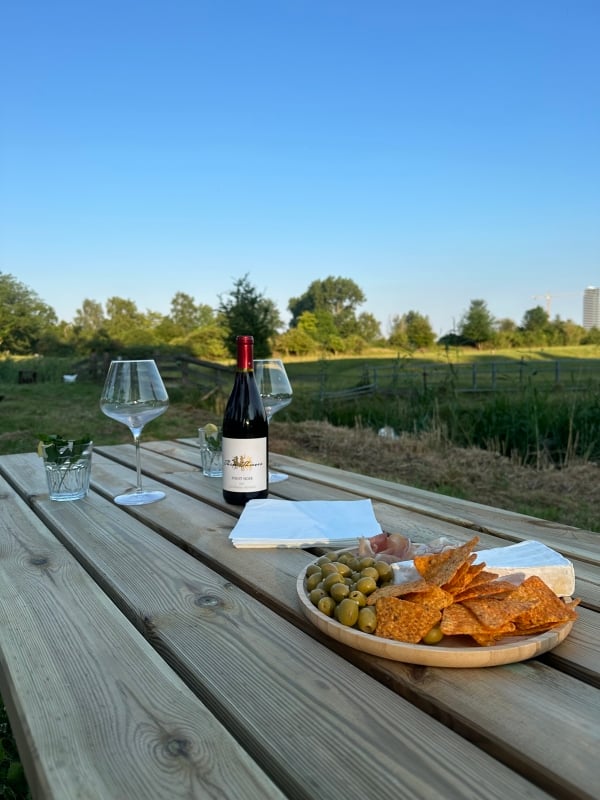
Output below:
[236,335,254,371]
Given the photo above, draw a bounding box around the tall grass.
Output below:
[284,383,600,468]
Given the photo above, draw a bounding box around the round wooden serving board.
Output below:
[296,570,574,668]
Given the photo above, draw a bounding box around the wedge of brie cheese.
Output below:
[473,540,575,597]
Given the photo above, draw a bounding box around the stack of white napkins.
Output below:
[229,498,382,548]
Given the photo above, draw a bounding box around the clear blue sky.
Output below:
[1,0,599,337]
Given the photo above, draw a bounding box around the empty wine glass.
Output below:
[100,359,169,505]
[254,358,293,483]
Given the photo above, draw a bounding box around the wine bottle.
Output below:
[222,335,269,505]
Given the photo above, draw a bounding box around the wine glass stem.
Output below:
[133,432,144,493]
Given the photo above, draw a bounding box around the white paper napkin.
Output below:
[229,498,382,548]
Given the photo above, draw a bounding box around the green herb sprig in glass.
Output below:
[37,434,92,463]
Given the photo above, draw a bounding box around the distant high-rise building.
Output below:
[583,287,600,329]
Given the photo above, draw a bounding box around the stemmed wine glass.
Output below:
[253,358,293,483]
[100,359,169,505]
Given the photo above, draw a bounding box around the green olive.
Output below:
[321,562,341,576]
[305,564,322,577]
[422,625,444,645]
[357,607,377,634]
[316,555,332,566]
[323,572,344,592]
[357,556,376,570]
[355,576,377,596]
[332,561,352,578]
[374,561,394,582]
[329,582,350,603]
[348,590,367,607]
[360,566,380,581]
[305,572,323,592]
[317,596,336,617]
[335,598,359,627]
[309,588,327,606]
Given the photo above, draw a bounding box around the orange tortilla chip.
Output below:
[509,576,578,631]
[414,536,480,587]
[460,568,500,589]
[453,579,517,603]
[366,577,430,606]
[440,602,515,641]
[441,557,480,594]
[375,597,441,643]
[470,625,516,646]
[403,585,454,610]
[440,603,489,636]
[461,597,536,629]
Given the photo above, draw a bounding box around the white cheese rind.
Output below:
[473,540,575,597]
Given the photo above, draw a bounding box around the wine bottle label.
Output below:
[222,437,268,492]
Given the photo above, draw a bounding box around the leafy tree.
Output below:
[495,318,520,348]
[459,299,496,347]
[276,326,319,356]
[73,299,106,333]
[172,325,229,360]
[546,318,584,347]
[288,276,366,328]
[355,312,382,344]
[389,311,435,350]
[0,272,57,353]
[104,297,161,347]
[218,274,282,358]
[169,292,214,334]
[521,305,549,332]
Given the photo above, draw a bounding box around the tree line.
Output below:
[1,271,598,361]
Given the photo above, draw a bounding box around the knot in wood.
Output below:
[194,594,221,608]
[165,737,192,759]
[30,556,49,567]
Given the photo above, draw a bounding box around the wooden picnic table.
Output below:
[0,439,598,799]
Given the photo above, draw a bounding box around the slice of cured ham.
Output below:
[357,532,460,563]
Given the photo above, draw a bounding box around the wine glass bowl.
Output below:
[253,359,293,483]
[100,359,169,505]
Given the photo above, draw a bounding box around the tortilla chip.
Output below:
[441,557,480,594]
[509,576,578,631]
[375,597,441,643]
[460,567,500,589]
[461,597,536,629]
[403,585,454,610]
[366,578,430,606]
[413,536,480,587]
[440,602,514,638]
[470,625,516,646]
[453,579,517,603]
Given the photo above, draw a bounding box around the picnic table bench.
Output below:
[0,440,598,799]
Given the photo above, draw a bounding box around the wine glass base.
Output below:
[113,490,166,506]
[269,471,289,483]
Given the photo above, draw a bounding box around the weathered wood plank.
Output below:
[6,452,598,799]
[0,478,286,800]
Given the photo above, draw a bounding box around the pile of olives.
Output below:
[304,550,394,633]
